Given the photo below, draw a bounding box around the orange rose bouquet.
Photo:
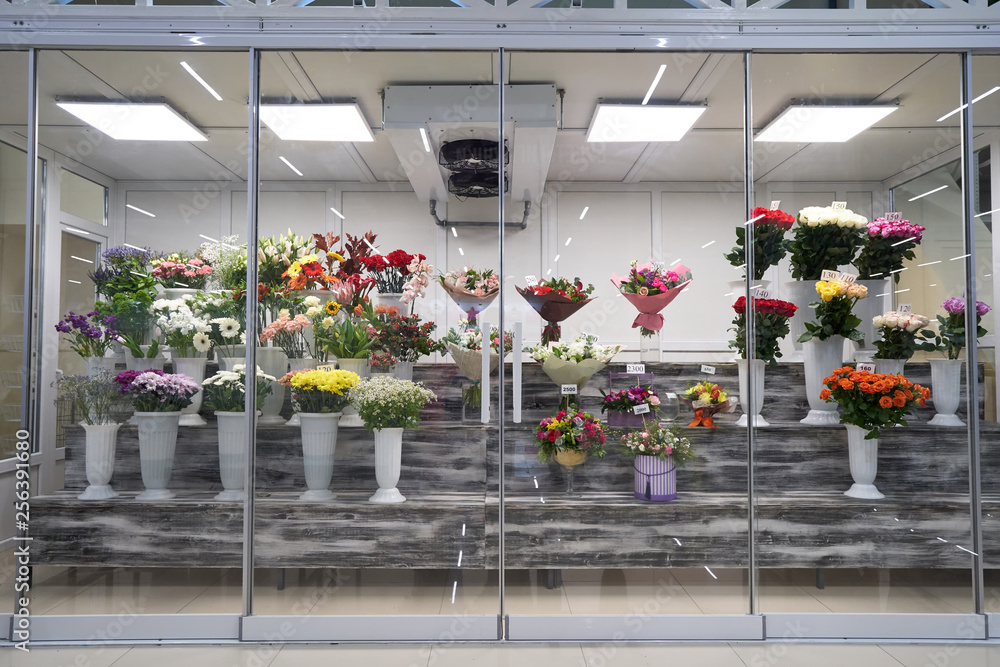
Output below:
[820,366,930,439]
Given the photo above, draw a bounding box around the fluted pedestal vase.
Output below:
[801,336,843,426]
[85,357,118,377]
[785,280,819,360]
[298,412,341,501]
[844,424,884,500]
[369,427,406,504]
[134,411,181,501]
[736,358,769,428]
[172,357,208,426]
[393,361,414,381]
[78,422,120,500]
[284,357,313,427]
[336,358,370,428]
[875,358,906,376]
[214,412,247,501]
[125,347,165,373]
[929,358,964,427]
[257,347,289,425]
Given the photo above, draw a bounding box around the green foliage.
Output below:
[723,225,788,281]
[785,225,863,281]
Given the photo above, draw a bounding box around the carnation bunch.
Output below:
[285,368,360,414]
[855,217,925,282]
[934,298,991,360]
[728,296,798,366]
[352,376,437,431]
[362,249,426,294]
[600,385,660,414]
[534,411,606,463]
[55,310,120,358]
[724,207,794,281]
[150,252,212,290]
[785,206,867,280]
[150,298,212,358]
[115,370,200,412]
[620,421,694,466]
[201,364,275,412]
[820,366,930,438]
[798,280,868,343]
[872,311,936,360]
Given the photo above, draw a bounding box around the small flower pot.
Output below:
[633,455,676,502]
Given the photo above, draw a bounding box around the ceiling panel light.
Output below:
[755,105,897,143]
[586,104,706,143]
[57,102,207,141]
[260,104,374,142]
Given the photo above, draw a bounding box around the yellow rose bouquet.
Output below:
[798,280,868,343]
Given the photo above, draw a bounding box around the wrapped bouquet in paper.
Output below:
[438,267,500,325]
[441,323,513,406]
[680,380,731,427]
[527,335,624,405]
[516,277,595,345]
[611,261,692,335]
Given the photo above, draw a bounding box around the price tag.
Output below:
[831,201,848,210]
[839,272,858,284]
[752,288,772,300]
[898,303,912,314]
[821,269,841,281]
[525,275,538,286]
[626,363,646,374]
[770,200,781,210]
[633,403,651,415]
[561,384,578,395]
[652,261,666,272]
[701,364,716,375]
[886,212,903,222]
[857,363,876,373]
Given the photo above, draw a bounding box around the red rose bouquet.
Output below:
[724,207,794,281]
[728,296,797,366]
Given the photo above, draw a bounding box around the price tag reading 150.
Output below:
[561,384,578,395]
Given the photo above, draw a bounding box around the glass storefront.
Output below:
[2,44,998,643]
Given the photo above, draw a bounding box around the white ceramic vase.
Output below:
[875,358,906,376]
[736,358,768,428]
[369,427,406,504]
[929,358,964,427]
[125,346,165,373]
[134,411,181,501]
[285,357,314,427]
[78,422,120,500]
[853,278,891,350]
[784,280,819,356]
[801,336,843,426]
[844,423,884,500]
[172,357,208,426]
[375,292,406,313]
[85,356,118,377]
[161,287,199,302]
[393,360,414,381]
[257,347,289,425]
[214,411,247,501]
[298,412,341,501]
[336,358,370,428]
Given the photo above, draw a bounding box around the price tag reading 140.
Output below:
[561,384,578,395]
[752,288,771,300]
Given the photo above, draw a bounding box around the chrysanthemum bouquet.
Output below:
[621,422,694,466]
[201,364,275,412]
[724,206,794,281]
[872,311,936,360]
[855,217,925,283]
[114,370,200,412]
[934,298,992,360]
[55,310,120,358]
[785,206,868,280]
[728,296,798,366]
[798,280,868,343]
[534,411,606,463]
[353,376,437,431]
[150,298,212,358]
[150,252,212,290]
[284,368,360,414]
[820,366,930,438]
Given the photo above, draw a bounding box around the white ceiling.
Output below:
[0,50,997,187]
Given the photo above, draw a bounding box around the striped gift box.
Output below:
[633,455,677,501]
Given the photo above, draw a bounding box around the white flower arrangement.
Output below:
[527,334,624,363]
[352,376,437,431]
[873,310,931,333]
[202,364,276,412]
[149,298,212,358]
[210,317,244,357]
[798,206,869,229]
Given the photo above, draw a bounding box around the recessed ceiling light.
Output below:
[57,102,208,141]
[587,104,705,143]
[755,105,897,143]
[260,104,374,142]
[180,61,223,102]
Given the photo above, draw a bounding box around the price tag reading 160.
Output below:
[857,363,876,374]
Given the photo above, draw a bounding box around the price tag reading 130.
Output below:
[561,384,578,395]
[821,269,841,281]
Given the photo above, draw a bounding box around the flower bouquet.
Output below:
[527,334,624,402]
[926,298,990,427]
[934,298,991,360]
[535,410,606,494]
[260,311,313,359]
[873,311,936,364]
[368,311,441,364]
[150,299,212,358]
[680,380,730,427]
[724,206,794,281]
[441,323,513,407]
[517,277,595,345]
[282,251,341,292]
[786,206,868,280]
[855,217,925,283]
[284,368,360,414]
[728,296,797,366]
[439,266,500,325]
[600,385,660,428]
[798,280,869,344]
[621,422,694,502]
[55,310,120,363]
[363,250,426,295]
[89,245,163,300]
[201,364,275,412]
[821,366,930,499]
[258,229,316,288]
[150,252,212,290]
[610,261,692,341]
[199,235,247,291]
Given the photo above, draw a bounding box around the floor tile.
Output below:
[582,644,747,667]
[730,643,905,667]
[106,646,277,667]
[271,645,432,667]
[0,647,129,667]
[879,644,1000,667]
[562,570,705,616]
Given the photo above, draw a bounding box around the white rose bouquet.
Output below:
[786,206,868,280]
[872,310,936,360]
[527,334,624,393]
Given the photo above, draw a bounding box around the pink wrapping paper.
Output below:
[610,264,692,332]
